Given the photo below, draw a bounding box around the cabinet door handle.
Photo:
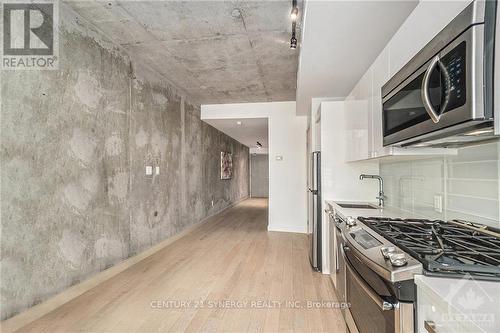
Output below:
[424,321,438,333]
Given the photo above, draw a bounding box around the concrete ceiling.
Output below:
[296,0,418,115]
[203,118,268,149]
[67,0,302,105]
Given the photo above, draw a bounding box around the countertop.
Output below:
[325,200,425,220]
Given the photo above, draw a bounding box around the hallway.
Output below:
[13,199,345,333]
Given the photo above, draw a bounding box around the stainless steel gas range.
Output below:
[332,212,500,333]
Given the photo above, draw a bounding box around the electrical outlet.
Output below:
[145,166,153,176]
[434,195,443,213]
[155,166,160,175]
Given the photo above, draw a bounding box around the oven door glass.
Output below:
[346,266,395,333]
[344,248,397,333]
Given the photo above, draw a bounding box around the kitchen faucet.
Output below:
[359,174,386,207]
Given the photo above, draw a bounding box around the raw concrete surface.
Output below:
[66,0,303,105]
[250,154,269,198]
[0,3,249,320]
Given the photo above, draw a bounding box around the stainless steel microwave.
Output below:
[382,0,499,147]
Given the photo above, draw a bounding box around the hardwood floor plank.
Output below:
[12,199,345,333]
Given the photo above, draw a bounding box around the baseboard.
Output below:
[0,197,248,333]
[267,226,307,234]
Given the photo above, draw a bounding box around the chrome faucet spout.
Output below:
[359,174,386,207]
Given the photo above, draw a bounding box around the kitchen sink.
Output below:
[337,203,379,209]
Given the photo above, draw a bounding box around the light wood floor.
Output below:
[15,198,346,333]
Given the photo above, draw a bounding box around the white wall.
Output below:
[202,102,308,233]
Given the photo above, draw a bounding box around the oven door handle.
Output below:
[344,248,395,311]
[335,239,342,273]
[421,55,442,124]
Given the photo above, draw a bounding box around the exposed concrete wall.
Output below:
[0,5,248,320]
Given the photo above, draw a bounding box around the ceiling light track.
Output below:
[290,0,298,49]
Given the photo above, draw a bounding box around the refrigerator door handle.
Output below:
[308,187,318,194]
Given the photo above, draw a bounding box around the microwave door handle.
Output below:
[421,55,441,123]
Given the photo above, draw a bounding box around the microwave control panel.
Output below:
[441,41,467,113]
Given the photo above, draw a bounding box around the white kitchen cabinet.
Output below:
[417,285,482,333]
[415,275,498,333]
[370,48,390,158]
[344,69,372,162]
[320,101,379,270]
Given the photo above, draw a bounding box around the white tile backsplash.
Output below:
[380,141,500,228]
[447,179,498,199]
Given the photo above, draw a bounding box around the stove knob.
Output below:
[380,246,396,259]
[346,216,357,226]
[389,253,408,267]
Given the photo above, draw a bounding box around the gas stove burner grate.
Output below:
[358,217,500,279]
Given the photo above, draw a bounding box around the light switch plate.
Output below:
[145,166,153,176]
[276,155,283,161]
[155,166,160,175]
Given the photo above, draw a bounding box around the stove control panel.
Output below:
[338,215,423,282]
[350,229,382,250]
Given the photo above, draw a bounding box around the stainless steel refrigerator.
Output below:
[308,151,321,271]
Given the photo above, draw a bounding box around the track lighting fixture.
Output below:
[291,0,298,20]
[290,0,298,49]
[290,32,297,49]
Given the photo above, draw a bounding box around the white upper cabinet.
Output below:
[345,69,372,161]
[370,48,390,158]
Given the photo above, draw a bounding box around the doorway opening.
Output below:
[202,117,269,225]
